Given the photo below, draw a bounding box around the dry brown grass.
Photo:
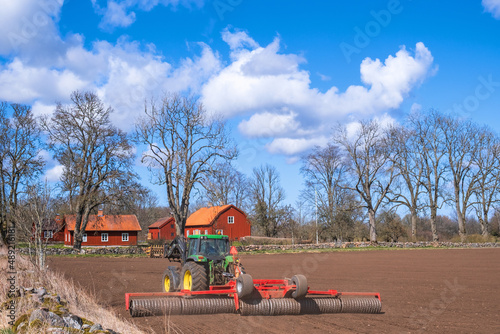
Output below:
[0,248,150,334]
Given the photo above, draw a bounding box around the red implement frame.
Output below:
[125,279,381,311]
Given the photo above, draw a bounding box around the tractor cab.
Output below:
[187,234,229,259]
[162,234,244,293]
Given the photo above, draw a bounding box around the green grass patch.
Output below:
[16,242,68,249]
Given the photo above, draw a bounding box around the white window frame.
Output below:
[228,216,234,224]
[122,233,129,242]
[44,231,53,239]
[186,230,190,236]
[101,233,108,242]
[82,233,87,242]
[205,230,208,235]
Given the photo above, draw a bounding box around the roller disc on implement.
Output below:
[126,273,382,317]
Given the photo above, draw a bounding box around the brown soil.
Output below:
[47,248,499,334]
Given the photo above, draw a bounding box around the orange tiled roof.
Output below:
[186,205,244,227]
[64,215,141,231]
[149,216,174,229]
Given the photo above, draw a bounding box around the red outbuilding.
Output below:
[63,211,142,246]
[184,205,250,241]
[147,216,177,241]
[33,215,65,243]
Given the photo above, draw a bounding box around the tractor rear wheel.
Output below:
[181,262,208,291]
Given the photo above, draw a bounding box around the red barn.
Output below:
[184,205,250,241]
[63,212,141,246]
[148,217,176,240]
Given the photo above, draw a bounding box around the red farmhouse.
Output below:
[184,205,250,241]
[148,217,177,241]
[64,212,141,246]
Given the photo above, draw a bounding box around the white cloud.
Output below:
[200,30,435,156]
[0,28,221,129]
[344,113,397,140]
[202,31,434,124]
[93,0,206,30]
[483,0,500,18]
[0,0,64,56]
[410,103,422,113]
[0,6,435,159]
[221,28,260,51]
[266,137,328,156]
[238,111,300,138]
[32,101,57,118]
[100,1,137,29]
[0,58,88,103]
[317,72,331,81]
[45,164,65,182]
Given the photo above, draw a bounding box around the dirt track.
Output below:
[48,248,499,333]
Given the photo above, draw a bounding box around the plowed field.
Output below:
[48,248,499,333]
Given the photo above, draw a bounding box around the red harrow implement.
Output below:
[126,274,382,317]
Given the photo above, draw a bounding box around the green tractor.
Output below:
[162,234,244,292]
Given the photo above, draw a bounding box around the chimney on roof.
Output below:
[55,214,60,221]
[98,209,103,217]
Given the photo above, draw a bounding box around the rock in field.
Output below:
[29,308,65,327]
[64,314,83,329]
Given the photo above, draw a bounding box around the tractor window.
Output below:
[200,238,228,257]
[187,238,200,257]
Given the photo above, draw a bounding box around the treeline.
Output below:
[1,92,499,253]
[197,111,500,243]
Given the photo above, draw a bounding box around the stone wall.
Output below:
[17,241,498,256]
[236,241,499,252]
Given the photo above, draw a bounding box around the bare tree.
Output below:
[250,164,287,237]
[14,182,57,269]
[232,170,250,211]
[472,129,500,238]
[334,120,395,242]
[201,161,249,210]
[409,110,448,241]
[43,91,136,249]
[0,102,8,247]
[300,144,357,241]
[442,116,481,242]
[135,94,236,236]
[386,124,425,240]
[0,103,45,244]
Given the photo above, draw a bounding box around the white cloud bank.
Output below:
[483,0,500,18]
[0,3,435,163]
[202,29,435,157]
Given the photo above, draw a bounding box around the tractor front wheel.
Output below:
[181,262,208,291]
[162,268,180,292]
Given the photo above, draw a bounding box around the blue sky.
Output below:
[1,0,500,208]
